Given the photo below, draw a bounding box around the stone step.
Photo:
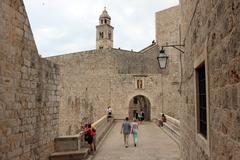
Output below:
[49,148,89,160]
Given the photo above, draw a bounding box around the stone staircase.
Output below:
[155,114,180,145]
[49,115,114,160]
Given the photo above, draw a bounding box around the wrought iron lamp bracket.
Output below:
[161,44,185,53]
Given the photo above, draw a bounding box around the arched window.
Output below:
[101,20,103,24]
[105,19,107,24]
[108,32,111,39]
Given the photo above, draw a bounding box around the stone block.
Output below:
[0,143,10,153]
[54,136,79,152]
[49,149,88,160]
[7,147,23,159]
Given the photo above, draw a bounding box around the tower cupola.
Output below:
[99,7,111,25]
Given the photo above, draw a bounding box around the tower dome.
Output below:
[99,7,111,20]
[99,7,111,25]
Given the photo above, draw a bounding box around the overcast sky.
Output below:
[23,0,179,57]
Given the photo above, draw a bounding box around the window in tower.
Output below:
[108,32,111,39]
[105,19,107,24]
[101,20,103,24]
[99,32,104,39]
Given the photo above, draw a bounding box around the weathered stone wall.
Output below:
[110,74,162,119]
[0,1,60,159]
[48,46,165,135]
[180,0,240,159]
[111,46,163,120]
[155,6,182,119]
[113,46,160,74]
[156,6,180,45]
[48,50,113,135]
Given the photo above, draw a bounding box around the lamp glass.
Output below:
[157,49,168,69]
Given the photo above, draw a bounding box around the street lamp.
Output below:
[157,48,169,69]
[156,44,185,118]
[157,44,185,97]
[157,44,185,69]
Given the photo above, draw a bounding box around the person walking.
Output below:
[83,124,94,153]
[91,125,97,152]
[140,109,144,123]
[120,117,131,148]
[131,118,139,147]
[135,111,138,120]
[106,106,112,121]
[159,113,167,127]
[138,111,142,122]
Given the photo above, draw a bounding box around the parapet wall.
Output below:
[0,1,60,159]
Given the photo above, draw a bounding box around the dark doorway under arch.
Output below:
[129,95,151,121]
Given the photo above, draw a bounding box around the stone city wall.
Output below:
[155,6,182,119]
[113,46,160,74]
[110,74,162,120]
[48,50,112,136]
[47,5,186,136]
[48,46,166,135]
[0,0,60,160]
[180,0,240,159]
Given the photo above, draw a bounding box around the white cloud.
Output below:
[23,0,179,57]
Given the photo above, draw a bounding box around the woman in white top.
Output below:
[131,118,139,147]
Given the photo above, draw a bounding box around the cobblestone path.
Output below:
[92,121,180,160]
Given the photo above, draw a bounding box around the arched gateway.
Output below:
[129,95,151,121]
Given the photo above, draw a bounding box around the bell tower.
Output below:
[96,7,114,49]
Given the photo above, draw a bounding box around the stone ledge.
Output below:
[50,148,89,156]
[162,121,180,145]
[154,114,180,145]
[49,116,114,159]
[49,148,89,160]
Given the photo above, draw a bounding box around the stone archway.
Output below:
[129,95,151,121]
